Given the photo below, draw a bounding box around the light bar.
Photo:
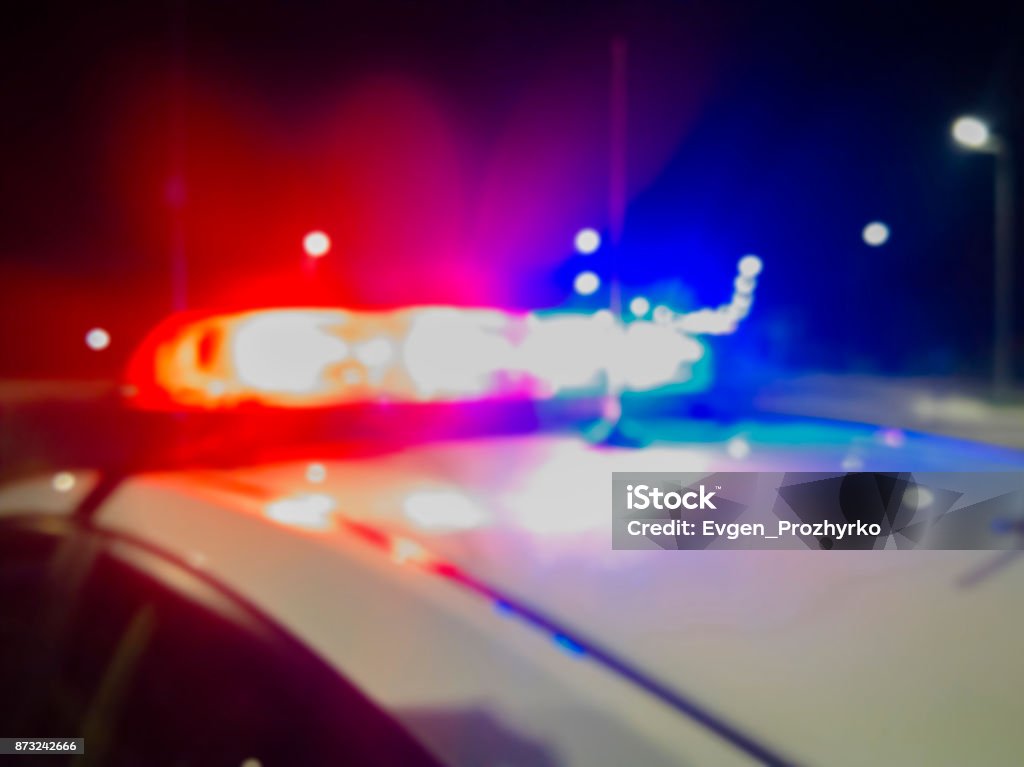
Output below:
[126,258,761,410]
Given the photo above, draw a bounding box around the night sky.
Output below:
[1,0,1021,378]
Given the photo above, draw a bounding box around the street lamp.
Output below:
[952,115,1016,396]
[952,116,990,149]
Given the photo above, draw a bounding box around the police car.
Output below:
[2,267,1022,765]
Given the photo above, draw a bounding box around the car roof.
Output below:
[33,430,1023,766]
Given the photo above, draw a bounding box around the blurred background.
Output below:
[0,0,1022,441]
[2,6,1024,765]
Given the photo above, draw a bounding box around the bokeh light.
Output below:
[629,296,651,317]
[303,230,331,257]
[403,489,487,531]
[726,436,751,460]
[573,271,600,296]
[265,493,336,530]
[574,228,601,255]
[85,328,110,351]
[862,221,890,246]
[952,116,990,149]
[738,254,763,277]
[52,472,76,492]
[652,305,673,324]
[305,462,327,484]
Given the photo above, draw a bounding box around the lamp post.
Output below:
[952,116,1016,397]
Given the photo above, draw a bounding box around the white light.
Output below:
[952,116,990,149]
[403,490,487,531]
[574,228,601,255]
[519,314,608,391]
[303,230,331,257]
[573,271,601,296]
[731,292,753,309]
[305,462,326,484]
[652,305,674,324]
[862,221,890,246]
[265,493,336,531]
[629,296,650,317]
[678,307,736,335]
[232,313,349,394]
[738,255,763,277]
[667,254,765,337]
[402,308,512,397]
[85,327,110,351]
[52,472,76,493]
[726,436,750,460]
[504,447,607,534]
[619,323,704,390]
[734,275,757,294]
[354,337,394,367]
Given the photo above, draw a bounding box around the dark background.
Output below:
[1,0,1021,380]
